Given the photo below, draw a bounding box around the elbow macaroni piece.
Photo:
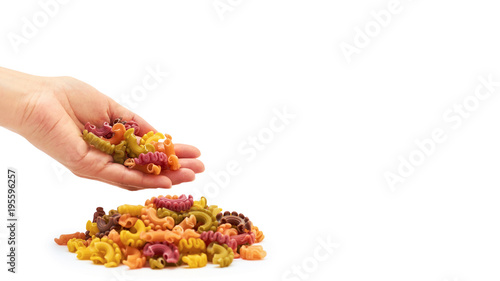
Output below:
[117,204,144,217]
[120,219,151,248]
[92,237,123,267]
[105,123,126,145]
[124,128,155,158]
[142,242,180,264]
[54,232,86,245]
[67,238,88,253]
[141,207,175,230]
[207,242,234,268]
[85,122,112,137]
[188,207,218,233]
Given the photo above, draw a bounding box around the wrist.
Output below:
[0,67,47,133]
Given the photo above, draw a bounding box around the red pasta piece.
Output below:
[199,231,237,251]
[231,232,256,246]
[85,122,112,137]
[154,194,194,212]
[134,152,169,167]
[142,242,180,264]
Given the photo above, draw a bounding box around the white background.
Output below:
[1,1,500,281]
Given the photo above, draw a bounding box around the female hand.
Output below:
[0,67,204,190]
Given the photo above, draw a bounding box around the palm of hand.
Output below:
[21,76,203,190]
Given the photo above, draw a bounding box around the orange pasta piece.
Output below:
[107,229,125,250]
[152,137,180,171]
[251,225,265,243]
[54,232,86,245]
[124,159,161,175]
[140,230,169,242]
[240,245,267,260]
[118,214,139,228]
[179,215,197,230]
[217,223,238,236]
[141,207,175,230]
[103,123,126,145]
[123,246,146,269]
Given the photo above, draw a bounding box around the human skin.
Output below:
[0,67,204,190]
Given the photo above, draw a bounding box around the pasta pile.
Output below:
[54,195,266,269]
[82,118,180,174]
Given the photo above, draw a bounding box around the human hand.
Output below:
[0,67,204,190]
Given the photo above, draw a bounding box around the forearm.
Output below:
[0,67,45,133]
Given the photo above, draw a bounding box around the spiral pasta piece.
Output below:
[82,130,115,154]
[182,253,207,268]
[154,194,194,212]
[134,151,169,167]
[178,238,206,255]
[239,245,267,260]
[199,231,237,251]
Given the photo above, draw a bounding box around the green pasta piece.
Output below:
[82,130,115,155]
[156,208,190,224]
[124,128,155,158]
[188,207,218,233]
[113,140,127,164]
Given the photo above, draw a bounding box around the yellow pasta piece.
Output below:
[76,238,98,260]
[67,238,87,253]
[140,131,165,146]
[86,220,99,237]
[91,237,123,267]
[124,128,155,158]
[207,205,223,217]
[178,238,206,255]
[207,243,234,268]
[120,219,150,248]
[192,196,207,209]
[82,130,115,155]
[117,204,144,217]
[149,257,167,269]
[182,253,208,268]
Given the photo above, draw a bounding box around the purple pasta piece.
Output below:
[85,122,113,137]
[92,207,105,223]
[199,231,237,251]
[216,211,253,234]
[95,213,121,238]
[143,242,180,264]
[154,195,194,212]
[134,152,169,167]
